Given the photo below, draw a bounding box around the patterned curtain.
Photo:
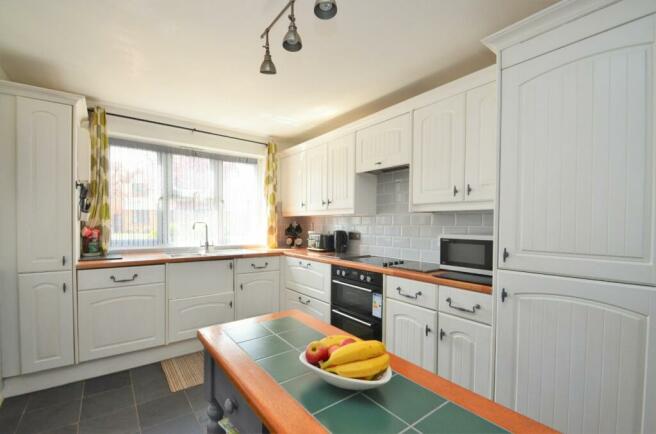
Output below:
[87,107,111,253]
[264,142,278,248]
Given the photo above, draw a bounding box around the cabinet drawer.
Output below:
[284,289,331,324]
[168,293,234,343]
[167,260,234,299]
[438,285,492,325]
[78,265,164,291]
[387,276,438,310]
[283,257,331,302]
[78,283,165,361]
[235,256,280,274]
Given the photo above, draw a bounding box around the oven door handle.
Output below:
[331,309,372,327]
[331,280,373,293]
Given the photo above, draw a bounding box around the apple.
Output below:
[340,338,356,346]
[328,344,341,355]
[305,341,329,365]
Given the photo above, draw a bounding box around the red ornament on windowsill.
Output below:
[81,226,102,257]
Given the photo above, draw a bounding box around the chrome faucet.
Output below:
[192,221,210,253]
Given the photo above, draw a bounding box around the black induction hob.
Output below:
[343,255,440,273]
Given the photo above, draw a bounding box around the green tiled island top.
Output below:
[198,310,555,434]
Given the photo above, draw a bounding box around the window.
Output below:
[109,138,264,249]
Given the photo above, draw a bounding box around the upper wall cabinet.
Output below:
[411,81,497,212]
[497,16,656,285]
[355,113,411,172]
[17,97,73,273]
[280,133,376,216]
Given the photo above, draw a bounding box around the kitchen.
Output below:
[0,1,655,433]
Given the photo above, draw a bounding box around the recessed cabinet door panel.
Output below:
[496,270,653,434]
[356,113,411,172]
[412,94,466,205]
[498,17,656,284]
[285,289,331,323]
[168,292,234,343]
[305,145,327,212]
[385,299,437,373]
[78,283,165,361]
[437,313,492,398]
[283,258,331,302]
[327,134,355,212]
[19,272,74,374]
[464,82,497,203]
[16,97,72,273]
[280,152,307,216]
[236,271,280,320]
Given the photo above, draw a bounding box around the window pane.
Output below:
[222,160,263,245]
[109,145,162,248]
[167,154,219,247]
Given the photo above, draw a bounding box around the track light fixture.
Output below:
[259,0,337,74]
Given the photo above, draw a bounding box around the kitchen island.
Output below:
[197,310,554,434]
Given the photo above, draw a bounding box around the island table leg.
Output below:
[204,350,226,434]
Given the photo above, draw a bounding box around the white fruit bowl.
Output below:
[298,352,392,391]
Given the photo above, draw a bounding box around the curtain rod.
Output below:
[87,109,268,146]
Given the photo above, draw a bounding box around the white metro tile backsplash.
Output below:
[278,169,493,263]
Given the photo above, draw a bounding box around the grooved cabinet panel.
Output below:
[284,289,331,323]
[305,145,328,212]
[497,17,656,284]
[326,134,355,212]
[385,299,437,373]
[168,292,234,343]
[280,151,307,216]
[16,97,72,273]
[235,271,280,320]
[356,113,411,172]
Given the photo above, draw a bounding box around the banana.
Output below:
[325,353,390,378]
[320,340,386,369]
[319,334,360,348]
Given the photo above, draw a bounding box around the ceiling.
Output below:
[0,0,556,143]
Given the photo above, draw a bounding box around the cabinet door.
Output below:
[356,113,411,172]
[280,151,307,216]
[326,134,355,212]
[464,82,497,203]
[285,289,331,323]
[78,283,165,361]
[437,313,492,398]
[19,271,74,374]
[235,271,280,320]
[412,94,466,205]
[167,260,233,299]
[17,97,72,273]
[385,299,437,373]
[498,17,656,285]
[283,257,331,302]
[496,270,655,434]
[305,144,328,212]
[169,292,234,343]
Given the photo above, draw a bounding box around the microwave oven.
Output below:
[439,235,493,276]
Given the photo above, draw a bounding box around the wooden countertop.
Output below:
[76,248,492,294]
[198,310,555,434]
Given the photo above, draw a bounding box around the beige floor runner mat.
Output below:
[161,351,204,392]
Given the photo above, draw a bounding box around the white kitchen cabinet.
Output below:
[464,82,497,203]
[169,292,234,343]
[167,260,233,299]
[412,94,466,206]
[235,271,280,320]
[496,270,656,434]
[326,134,355,212]
[280,151,307,216]
[19,271,74,374]
[496,16,656,285]
[437,312,492,398]
[78,283,165,361]
[285,289,331,323]
[16,97,72,273]
[305,145,328,212]
[283,257,331,303]
[385,298,437,373]
[355,113,411,172]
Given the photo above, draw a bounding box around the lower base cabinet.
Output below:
[437,313,492,398]
[235,271,279,320]
[78,283,165,362]
[385,298,437,373]
[19,271,74,374]
[169,292,234,343]
[285,289,330,323]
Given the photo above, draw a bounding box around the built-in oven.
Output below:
[330,265,383,340]
[439,234,493,276]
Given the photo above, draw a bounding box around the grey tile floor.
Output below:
[0,363,208,434]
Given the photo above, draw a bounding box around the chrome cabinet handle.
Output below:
[322,200,326,206]
[301,202,305,207]
[332,309,372,327]
[425,324,432,336]
[251,262,268,270]
[62,283,67,293]
[501,288,509,303]
[466,184,472,195]
[327,199,332,206]
[439,328,446,340]
[229,262,233,270]
[446,297,480,314]
[453,185,459,196]
[299,261,312,269]
[297,296,311,305]
[240,283,244,290]
[62,255,66,266]
[396,286,421,299]
[374,161,382,165]
[229,301,233,308]
[110,274,138,283]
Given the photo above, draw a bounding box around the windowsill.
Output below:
[108,244,268,255]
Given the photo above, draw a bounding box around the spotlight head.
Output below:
[314,0,337,19]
